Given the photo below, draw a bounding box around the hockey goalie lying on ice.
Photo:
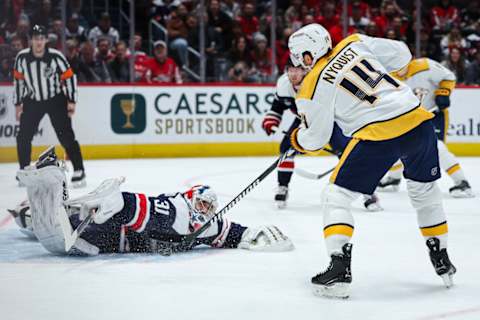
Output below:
[9,148,294,256]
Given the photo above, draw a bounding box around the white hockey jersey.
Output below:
[392,58,456,112]
[293,34,433,153]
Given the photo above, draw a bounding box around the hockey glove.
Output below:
[238,225,294,252]
[434,89,451,110]
[262,111,282,135]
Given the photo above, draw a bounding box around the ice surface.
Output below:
[0,156,479,320]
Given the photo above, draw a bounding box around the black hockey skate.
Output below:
[363,194,383,212]
[35,146,58,169]
[311,243,352,299]
[426,237,456,288]
[449,180,474,198]
[275,186,289,209]
[377,177,401,192]
[71,170,87,188]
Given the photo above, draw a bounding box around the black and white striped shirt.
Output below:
[13,47,77,105]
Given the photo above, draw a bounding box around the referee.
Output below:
[13,25,86,187]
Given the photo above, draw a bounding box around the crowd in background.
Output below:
[0,0,479,84]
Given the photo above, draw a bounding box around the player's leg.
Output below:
[16,149,98,255]
[312,139,399,298]
[47,95,86,188]
[15,101,46,183]
[401,120,456,287]
[437,140,474,198]
[329,123,383,212]
[275,119,300,208]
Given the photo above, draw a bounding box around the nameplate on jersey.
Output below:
[322,47,359,85]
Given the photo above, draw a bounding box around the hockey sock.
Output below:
[438,140,466,184]
[387,160,403,180]
[278,157,294,186]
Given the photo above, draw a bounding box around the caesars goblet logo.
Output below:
[120,98,136,128]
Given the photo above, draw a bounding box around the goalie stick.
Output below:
[158,149,294,253]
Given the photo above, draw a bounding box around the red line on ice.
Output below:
[0,215,13,229]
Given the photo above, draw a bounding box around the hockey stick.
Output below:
[169,149,293,251]
[294,166,335,180]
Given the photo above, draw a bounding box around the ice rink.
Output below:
[0,155,479,320]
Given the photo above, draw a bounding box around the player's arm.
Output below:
[290,98,334,154]
[55,51,78,104]
[262,81,292,135]
[13,53,26,120]
[196,219,293,251]
[359,34,412,73]
[429,59,456,110]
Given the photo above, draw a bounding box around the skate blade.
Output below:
[450,190,475,198]
[365,203,384,212]
[312,282,350,299]
[276,200,287,209]
[441,273,454,288]
[71,179,87,189]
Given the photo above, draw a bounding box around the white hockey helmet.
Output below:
[288,23,332,70]
[184,185,218,217]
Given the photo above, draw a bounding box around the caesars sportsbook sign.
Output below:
[0,84,479,153]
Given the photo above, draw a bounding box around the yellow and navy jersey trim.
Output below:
[446,163,460,176]
[297,34,361,100]
[420,221,448,237]
[438,79,456,95]
[324,223,354,238]
[392,58,430,81]
[352,105,434,141]
[330,138,360,183]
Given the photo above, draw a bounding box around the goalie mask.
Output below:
[184,185,218,217]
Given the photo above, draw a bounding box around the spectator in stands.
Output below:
[108,41,130,83]
[133,34,150,82]
[441,47,468,83]
[6,16,29,44]
[0,48,13,81]
[460,2,480,30]
[465,51,480,85]
[237,3,259,42]
[250,33,274,83]
[284,0,303,31]
[66,14,87,44]
[31,0,54,29]
[316,2,340,32]
[440,26,468,57]
[93,37,113,82]
[221,0,241,19]
[207,0,232,51]
[88,12,119,48]
[151,0,180,26]
[49,18,64,50]
[77,41,102,82]
[10,35,25,55]
[385,28,398,40]
[431,0,459,34]
[65,39,82,75]
[226,36,251,69]
[373,2,399,35]
[465,20,480,59]
[67,0,90,29]
[365,21,380,37]
[276,27,293,72]
[166,5,188,66]
[228,61,252,82]
[349,1,370,32]
[145,40,182,84]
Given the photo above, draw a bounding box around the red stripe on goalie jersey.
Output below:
[125,193,151,233]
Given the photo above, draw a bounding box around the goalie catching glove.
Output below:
[238,225,294,252]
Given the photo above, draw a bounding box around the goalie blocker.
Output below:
[14,148,294,256]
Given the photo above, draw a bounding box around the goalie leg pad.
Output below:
[17,166,73,255]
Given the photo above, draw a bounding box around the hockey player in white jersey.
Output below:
[288,24,456,298]
[378,57,474,198]
[10,147,293,256]
[262,60,382,211]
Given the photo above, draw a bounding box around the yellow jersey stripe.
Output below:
[324,223,354,238]
[393,58,430,81]
[297,34,361,100]
[420,222,448,237]
[439,80,456,91]
[389,163,404,172]
[352,106,433,141]
[446,163,460,176]
[330,138,360,183]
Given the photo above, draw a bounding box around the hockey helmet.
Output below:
[288,23,332,70]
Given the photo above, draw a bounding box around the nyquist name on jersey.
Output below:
[322,47,359,84]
